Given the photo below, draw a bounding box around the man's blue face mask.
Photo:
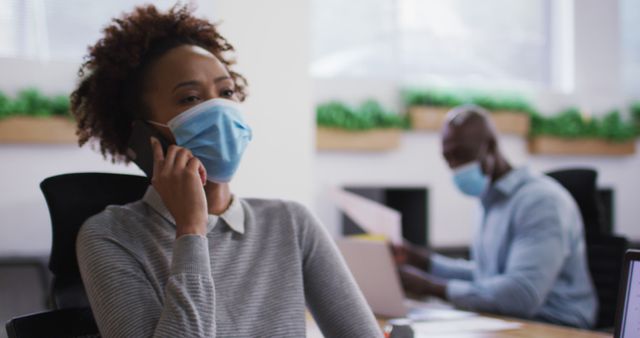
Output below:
[452,161,489,197]
[149,98,252,183]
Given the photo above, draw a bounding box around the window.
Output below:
[0,0,192,62]
[621,0,640,96]
[311,0,552,90]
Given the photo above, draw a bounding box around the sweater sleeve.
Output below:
[77,218,216,338]
[289,202,382,338]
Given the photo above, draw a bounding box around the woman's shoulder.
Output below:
[240,197,313,220]
[239,197,326,244]
[77,200,152,245]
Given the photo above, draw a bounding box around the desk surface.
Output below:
[306,313,612,338]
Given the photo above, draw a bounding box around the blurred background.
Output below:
[1,0,639,335]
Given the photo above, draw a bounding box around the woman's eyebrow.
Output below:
[172,80,200,93]
[214,76,232,84]
[172,76,231,92]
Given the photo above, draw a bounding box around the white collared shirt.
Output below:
[142,186,245,234]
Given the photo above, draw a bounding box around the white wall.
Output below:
[205,0,314,206]
[0,0,314,256]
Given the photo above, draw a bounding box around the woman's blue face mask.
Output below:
[149,98,252,183]
[452,161,489,197]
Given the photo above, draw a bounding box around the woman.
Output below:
[72,5,380,337]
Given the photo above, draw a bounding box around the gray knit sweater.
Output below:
[76,186,381,337]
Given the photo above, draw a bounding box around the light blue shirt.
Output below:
[431,167,598,328]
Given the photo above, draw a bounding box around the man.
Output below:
[395,105,598,328]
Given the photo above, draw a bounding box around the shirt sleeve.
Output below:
[429,253,475,281]
[445,193,568,318]
[77,217,216,338]
[288,202,383,338]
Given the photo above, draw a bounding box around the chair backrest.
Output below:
[40,172,149,308]
[545,168,627,328]
[545,168,604,237]
[6,308,100,338]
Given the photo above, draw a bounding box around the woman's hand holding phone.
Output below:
[150,137,208,238]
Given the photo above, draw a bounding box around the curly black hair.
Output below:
[70,4,247,162]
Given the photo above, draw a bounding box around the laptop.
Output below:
[336,237,475,320]
[614,249,640,338]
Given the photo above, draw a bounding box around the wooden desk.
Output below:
[306,313,612,338]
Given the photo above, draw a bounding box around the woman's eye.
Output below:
[179,96,201,104]
[221,89,235,98]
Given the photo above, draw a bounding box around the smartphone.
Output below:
[126,120,170,178]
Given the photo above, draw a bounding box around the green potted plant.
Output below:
[316,100,408,151]
[528,108,637,156]
[0,88,76,143]
[402,88,535,136]
[469,94,534,136]
[631,102,640,134]
[402,89,463,131]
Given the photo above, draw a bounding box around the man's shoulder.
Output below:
[508,172,581,227]
[513,171,573,204]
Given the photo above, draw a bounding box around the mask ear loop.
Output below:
[147,120,169,128]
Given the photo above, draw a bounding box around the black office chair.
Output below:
[546,168,604,237]
[5,173,149,338]
[546,168,628,329]
[6,308,100,338]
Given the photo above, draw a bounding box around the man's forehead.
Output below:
[443,137,482,151]
[444,122,485,140]
[443,124,487,151]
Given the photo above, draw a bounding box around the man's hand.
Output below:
[151,137,208,238]
[398,264,448,300]
[391,240,432,271]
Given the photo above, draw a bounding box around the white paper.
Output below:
[332,188,403,245]
[413,317,522,337]
[408,308,479,321]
